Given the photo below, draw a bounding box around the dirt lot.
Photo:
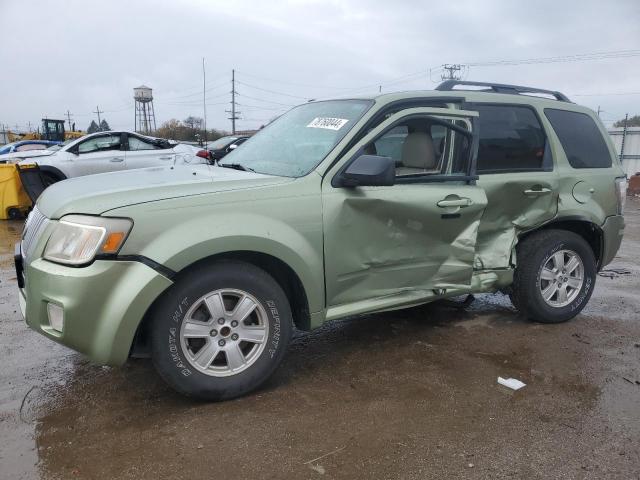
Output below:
[1,201,639,480]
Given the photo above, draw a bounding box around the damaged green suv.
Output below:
[17,81,626,400]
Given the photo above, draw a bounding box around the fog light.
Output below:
[46,303,64,332]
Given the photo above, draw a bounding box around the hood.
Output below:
[37,164,291,219]
[3,149,56,162]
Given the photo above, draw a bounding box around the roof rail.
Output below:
[435,80,571,102]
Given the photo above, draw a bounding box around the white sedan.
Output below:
[16,131,208,184]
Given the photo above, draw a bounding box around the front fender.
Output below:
[113,193,325,314]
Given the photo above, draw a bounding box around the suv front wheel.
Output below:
[150,260,292,401]
[510,229,596,323]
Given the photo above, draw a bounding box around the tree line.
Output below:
[87,116,228,143]
[154,116,227,143]
[87,119,111,133]
[614,115,640,128]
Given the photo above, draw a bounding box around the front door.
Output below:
[322,107,487,313]
[71,133,126,176]
[125,133,175,170]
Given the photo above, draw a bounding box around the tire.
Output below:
[7,207,22,220]
[150,260,292,401]
[510,229,596,323]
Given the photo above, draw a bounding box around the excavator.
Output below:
[7,118,84,142]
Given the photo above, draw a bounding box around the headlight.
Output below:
[43,215,133,265]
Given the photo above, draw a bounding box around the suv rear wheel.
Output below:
[510,230,596,323]
[150,260,292,400]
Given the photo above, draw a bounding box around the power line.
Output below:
[65,110,73,131]
[162,80,229,101]
[441,64,463,81]
[225,69,240,134]
[236,93,296,107]
[235,79,309,100]
[572,91,640,97]
[93,105,104,127]
[203,57,207,145]
[465,49,640,67]
[236,103,290,111]
[158,92,228,106]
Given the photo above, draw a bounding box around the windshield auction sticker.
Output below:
[306,117,349,130]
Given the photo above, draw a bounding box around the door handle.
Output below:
[159,156,173,160]
[523,187,552,196]
[110,157,124,162]
[437,198,473,208]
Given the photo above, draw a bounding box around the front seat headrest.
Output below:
[401,132,436,170]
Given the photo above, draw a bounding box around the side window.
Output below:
[128,135,160,151]
[364,117,471,178]
[544,109,611,168]
[16,144,47,152]
[77,135,122,154]
[474,105,549,173]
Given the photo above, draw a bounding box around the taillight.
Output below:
[196,150,210,159]
[615,177,628,215]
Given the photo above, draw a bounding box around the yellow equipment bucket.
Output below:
[0,164,32,220]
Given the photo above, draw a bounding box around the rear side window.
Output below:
[474,105,549,173]
[544,109,611,168]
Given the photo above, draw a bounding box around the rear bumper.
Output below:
[19,257,173,365]
[600,215,625,268]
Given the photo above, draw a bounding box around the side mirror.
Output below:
[337,154,395,187]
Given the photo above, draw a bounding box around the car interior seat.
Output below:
[396,131,439,176]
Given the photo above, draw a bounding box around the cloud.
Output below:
[1,0,638,132]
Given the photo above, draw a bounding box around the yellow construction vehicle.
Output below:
[7,118,84,142]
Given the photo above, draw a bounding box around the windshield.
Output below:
[219,100,372,177]
[208,136,238,150]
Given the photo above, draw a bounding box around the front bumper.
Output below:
[18,255,173,366]
[600,214,625,268]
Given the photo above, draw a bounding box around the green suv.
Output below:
[16,81,626,400]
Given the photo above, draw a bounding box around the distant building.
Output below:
[609,127,640,177]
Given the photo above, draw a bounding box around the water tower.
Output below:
[134,85,157,134]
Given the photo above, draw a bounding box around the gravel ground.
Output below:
[1,199,639,479]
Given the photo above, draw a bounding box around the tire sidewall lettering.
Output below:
[167,297,192,377]
[266,300,280,358]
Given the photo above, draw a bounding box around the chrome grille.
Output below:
[21,207,49,261]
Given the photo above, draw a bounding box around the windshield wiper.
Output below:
[219,163,255,172]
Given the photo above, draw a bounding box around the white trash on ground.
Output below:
[498,377,526,391]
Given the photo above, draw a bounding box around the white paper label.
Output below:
[306,117,349,130]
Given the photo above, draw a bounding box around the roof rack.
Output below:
[435,80,571,102]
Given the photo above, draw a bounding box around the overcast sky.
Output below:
[2,0,639,133]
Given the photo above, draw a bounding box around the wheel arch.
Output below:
[519,216,604,269]
[39,164,67,181]
[130,250,312,358]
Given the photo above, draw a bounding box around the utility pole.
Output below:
[27,121,32,132]
[597,106,602,117]
[65,110,73,131]
[202,57,207,146]
[93,106,104,130]
[441,64,463,81]
[226,69,240,134]
[620,113,629,163]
